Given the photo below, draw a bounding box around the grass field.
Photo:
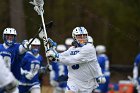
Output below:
[41,86,53,93]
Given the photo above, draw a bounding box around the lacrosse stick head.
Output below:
[38,21,53,39]
[39,30,45,39]
[30,0,44,6]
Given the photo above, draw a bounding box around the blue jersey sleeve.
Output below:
[135,54,140,66]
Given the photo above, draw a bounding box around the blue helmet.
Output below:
[3,28,17,46]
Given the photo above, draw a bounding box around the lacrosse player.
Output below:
[87,36,94,44]
[0,55,19,93]
[18,38,43,93]
[50,44,68,93]
[65,38,74,49]
[133,53,140,93]
[46,27,106,93]
[95,45,110,93]
[0,28,28,80]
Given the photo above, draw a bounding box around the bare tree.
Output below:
[9,0,26,42]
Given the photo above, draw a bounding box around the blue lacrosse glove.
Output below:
[47,38,57,48]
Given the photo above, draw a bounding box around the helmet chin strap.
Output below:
[31,49,39,55]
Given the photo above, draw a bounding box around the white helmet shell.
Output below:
[96,45,106,54]
[65,38,74,46]
[3,28,17,36]
[72,27,88,39]
[87,36,93,43]
[56,44,67,52]
[29,38,41,45]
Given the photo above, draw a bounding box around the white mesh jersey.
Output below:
[0,55,15,88]
[59,43,103,82]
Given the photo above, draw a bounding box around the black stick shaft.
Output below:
[27,21,53,49]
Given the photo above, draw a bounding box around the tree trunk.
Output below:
[9,0,26,42]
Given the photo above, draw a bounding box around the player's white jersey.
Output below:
[59,43,103,82]
[0,55,15,88]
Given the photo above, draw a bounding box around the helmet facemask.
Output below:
[31,45,40,55]
[72,27,88,46]
[74,34,88,45]
[3,34,16,46]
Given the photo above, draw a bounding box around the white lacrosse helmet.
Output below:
[56,44,67,52]
[87,36,93,44]
[3,28,17,46]
[29,38,41,46]
[29,38,41,55]
[65,38,74,46]
[72,27,88,45]
[96,45,106,54]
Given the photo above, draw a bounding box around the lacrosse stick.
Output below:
[29,0,54,67]
[27,21,53,50]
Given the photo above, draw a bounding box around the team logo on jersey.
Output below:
[31,60,40,64]
[0,51,11,56]
[70,51,79,55]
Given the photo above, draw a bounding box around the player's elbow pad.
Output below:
[96,76,106,84]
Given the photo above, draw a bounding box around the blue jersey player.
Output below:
[0,28,28,80]
[50,44,68,93]
[18,38,43,93]
[95,45,110,93]
[133,53,140,93]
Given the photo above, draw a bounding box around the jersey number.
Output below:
[71,64,79,70]
[30,64,40,75]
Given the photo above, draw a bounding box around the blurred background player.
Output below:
[95,45,110,93]
[65,38,74,49]
[0,55,19,93]
[133,52,140,93]
[49,44,68,93]
[18,38,43,93]
[87,36,94,44]
[0,28,28,81]
[46,27,106,93]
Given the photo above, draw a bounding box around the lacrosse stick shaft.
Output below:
[28,29,42,48]
[30,0,52,66]
[27,21,53,49]
[40,11,51,65]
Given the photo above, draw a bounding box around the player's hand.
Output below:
[22,40,29,50]
[46,50,59,61]
[47,38,57,48]
[96,76,106,84]
[132,79,138,86]
[25,72,34,80]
